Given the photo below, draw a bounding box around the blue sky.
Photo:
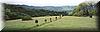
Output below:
[1,0,100,6]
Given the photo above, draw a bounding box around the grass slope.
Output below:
[2,16,98,31]
[32,16,98,31]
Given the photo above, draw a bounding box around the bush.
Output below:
[21,15,32,21]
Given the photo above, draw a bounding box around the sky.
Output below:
[0,0,100,6]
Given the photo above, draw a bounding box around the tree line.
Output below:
[4,1,97,20]
[4,3,68,20]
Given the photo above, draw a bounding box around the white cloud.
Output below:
[1,0,100,6]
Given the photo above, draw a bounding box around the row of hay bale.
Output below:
[34,15,63,27]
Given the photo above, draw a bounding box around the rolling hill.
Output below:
[15,5,76,12]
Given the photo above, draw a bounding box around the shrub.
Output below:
[21,15,32,21]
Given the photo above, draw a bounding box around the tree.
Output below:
[72,1,97,16]
[21,15,32,21]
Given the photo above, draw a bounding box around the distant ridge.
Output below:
[14,5,76,12]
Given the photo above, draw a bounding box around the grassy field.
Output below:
[2,16,98,31]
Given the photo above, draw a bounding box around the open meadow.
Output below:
[2,16,98,31]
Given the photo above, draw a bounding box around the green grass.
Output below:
[2,16,59,31]
[2,16,98,31]
[35,16,98,31]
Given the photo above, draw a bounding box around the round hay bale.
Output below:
[50,18,52,22]
[45,19,47,23]
[35,20,38,23]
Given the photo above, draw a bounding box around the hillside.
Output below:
[33,6,75,12]
[4,3,68,20]
[14,5,76,12]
